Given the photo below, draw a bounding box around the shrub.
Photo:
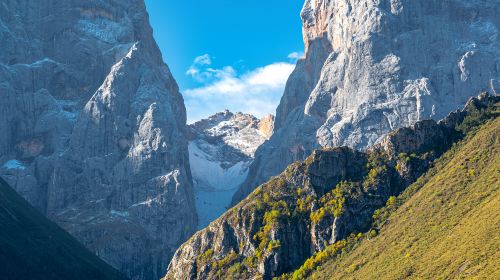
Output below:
[364,165,387,187]
[456,103,496,134]
[368,229,378,239]
[267,240,281,251]
[255,198,265,211]
[263,193,270,203]
[288,240,348,279]
[310,208,326,224]
[227,262,242,275]
[264,210,281,225]
[196,248,213,265]
[386,196,396,207]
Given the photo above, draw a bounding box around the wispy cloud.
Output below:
[183,54,298,123]
[193,54,212,65]
[287,51,304,62]
[186,54,223,82]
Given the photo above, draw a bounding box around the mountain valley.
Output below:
[0,0,498,279]
[188,111,274,229]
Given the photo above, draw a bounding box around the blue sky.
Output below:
[144,0,304,122]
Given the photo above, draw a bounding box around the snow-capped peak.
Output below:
[188,111,274,228]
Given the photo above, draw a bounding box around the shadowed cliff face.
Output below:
[0,1,196,279]
[0,177,127,280]
[166,95,499,280]
[233,0,500,204]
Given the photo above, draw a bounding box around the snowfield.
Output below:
[189,141,250,229]
[188,111,273,229]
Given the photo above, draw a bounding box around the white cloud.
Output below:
[186,54,217,82]
[183,61,296,123]
[287,51,304,62]
[193,54,212,66]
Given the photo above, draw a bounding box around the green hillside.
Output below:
[307,116,500,279]
[165,95,499,280]
[0,178,127,280]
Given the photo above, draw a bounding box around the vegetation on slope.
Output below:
[286,103,500,279]
[0,178,127,280]
[165,94,499,280]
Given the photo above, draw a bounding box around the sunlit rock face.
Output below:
[233,0,500,204]
[188,111,273,229]
[0,1,196,279]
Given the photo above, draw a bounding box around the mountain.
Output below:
[188,111,274,229]
[0,177,127,280]
[233,0,500,204]
[300,102,500,280]
[0,1,196,279]
[164,94,499,279]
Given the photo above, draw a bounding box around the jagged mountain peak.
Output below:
[234,0,500,204]
[189,111,274,158]
[188,111,274,229]
[0,1,196,279]
[191,110,274,134]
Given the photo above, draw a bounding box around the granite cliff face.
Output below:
[0,1,196,279]
[188,111,273,229]
[233,0,500,203]
[165,94,499,280]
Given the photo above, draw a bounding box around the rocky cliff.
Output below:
[233,0,500,204]
[0,1,196,279]
[165,94,499,279]
[188,111,273,229]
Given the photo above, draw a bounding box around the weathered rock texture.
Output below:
[188,111,273,229]
[233,0,500,204]
[0,1,196,279]
[165,94,499,280]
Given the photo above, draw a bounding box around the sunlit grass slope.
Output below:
[310,117,500,279]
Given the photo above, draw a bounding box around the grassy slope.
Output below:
[0,178,127,280]
[310,117,500,279]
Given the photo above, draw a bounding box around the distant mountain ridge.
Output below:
[188,110,273,228]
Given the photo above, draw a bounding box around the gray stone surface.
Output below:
[0,1,196,279]
[234,0,500,204]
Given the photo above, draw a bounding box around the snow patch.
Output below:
[189,142,249,192]
[189,141,250,229]
[2,160,26,170]
[195,188,239,229]
[132,198,154,207]
[110,210,129,218]
[130,170,180,207]
[77,19,125,43]
[13,58,57,68]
